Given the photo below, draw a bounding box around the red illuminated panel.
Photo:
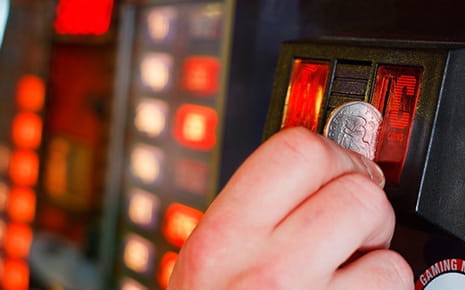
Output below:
[1,259,29,290]
[7,187,36,223]
[162,203,203,248]
[16,75,45,112]
[12,113,42,149]
[182,56,220,95]
[158,251,179,289]
[54,0,114,35]
[174,105,218,150]
[371,66,422,184]
[282,60,330,132]
[4,223,33,258]
[9,150,39,187]
[174,159,208,195]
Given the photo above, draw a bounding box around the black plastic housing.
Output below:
[263,39,465,242]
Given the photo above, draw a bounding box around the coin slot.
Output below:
[371,66,423,185]
[281,59,330,132]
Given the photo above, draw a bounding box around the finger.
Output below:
[271,173,395,280]
[329,250,414,290]
[205,127,384,234]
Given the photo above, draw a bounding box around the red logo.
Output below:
[415,259,465,290]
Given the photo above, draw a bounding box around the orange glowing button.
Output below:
[16,75,45,112]
[123,235,154,273]
[174,105,217,150]
[281,60,330,132]
[12,113,42,149]
[1,259,29,290]
[162,203,203,248]
[9,150,39,187]
[158,251,179,289]
[182,56,220,95]
[371,66,422,184]
[7,187,36,223]
[4,223,33,258]
[54,0,114,35]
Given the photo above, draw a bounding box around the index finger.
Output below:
[206,127,384,234]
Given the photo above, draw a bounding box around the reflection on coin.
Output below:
[324,101,382,160]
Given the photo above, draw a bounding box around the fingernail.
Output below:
[360,156,385,188]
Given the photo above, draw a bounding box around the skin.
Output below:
[168,127,414,290]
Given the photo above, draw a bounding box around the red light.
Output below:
[174,105,218,150]
[12,113,42,149]
[1,259,29,290]
[371,66,422,184]
[7,187,36,223]
[281,60,330,132]
[16,75,45,112]
[182,56,220,95]
[4,223,33,258]
[8,150,39,187]
[54,0,114,35]
[158,251,178,289]
[162,203,203,248]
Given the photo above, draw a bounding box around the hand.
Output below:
[168,127,414,290]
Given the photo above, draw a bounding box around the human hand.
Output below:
[168,127,414,290]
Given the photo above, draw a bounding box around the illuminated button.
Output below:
[0,182,9,211]
[371,66,422,184]
[123,235,154,274]
[120,277,147,290]
[54,0,114,35]
[140,53,173,92]
[128,189,160,229]
[1,259,29,290]
[12,112,42,149]
[281,60,330,132]
[43,137,69,197]
[174,105,218,150]
[158,251,178,289]
[7,187,36,223]
[146,6,177,42]
[4,223,33,258]
[130,144,163,184]
[16,75,45,112]
[189,3,223,40]
[134,99,168,138]
[174,159,208,195]
[162,203,203,248]
[9,150,39,187]
[182,56,220,95]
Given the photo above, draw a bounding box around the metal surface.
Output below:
[0,0,9,48]
[324,101,382,160]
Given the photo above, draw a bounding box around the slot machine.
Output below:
[100,1,298,289]
[261,1,465,289]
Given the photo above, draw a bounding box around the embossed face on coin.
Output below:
[324,101,382,160]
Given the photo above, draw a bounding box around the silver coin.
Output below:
[324,101,382,160]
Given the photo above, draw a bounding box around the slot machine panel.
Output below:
[264,39,465,243]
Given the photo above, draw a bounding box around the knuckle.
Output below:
[272,127,333,165]
[338,173,393,220]
[373,250,414,289]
